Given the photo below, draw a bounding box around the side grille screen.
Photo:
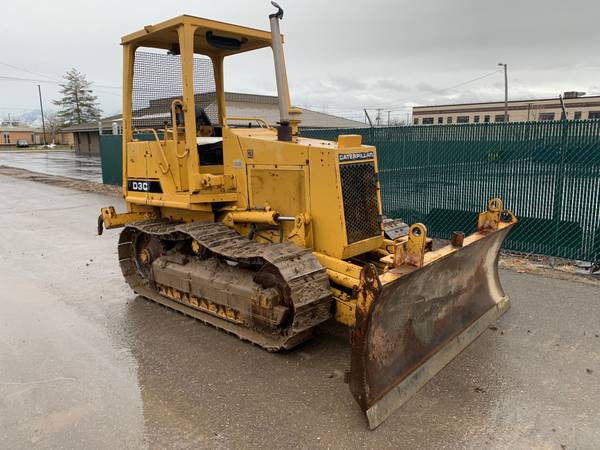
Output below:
[339,162,381,244]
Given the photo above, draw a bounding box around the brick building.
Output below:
[413,92,600,125]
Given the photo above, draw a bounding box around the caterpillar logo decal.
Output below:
[127,179,163,193]
[339,151,374,162]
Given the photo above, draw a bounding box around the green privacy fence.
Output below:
[302,121,600,263]
[99,135,122,186]
[100,133,159,186]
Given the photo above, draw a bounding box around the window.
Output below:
[474,115,480,123]
[484,115,491,123]
[437,117,443,124]
[414,118,419,125]
[574,111,582,120]
[3,133,10,144]
[457,116,469,123]
[447,117,453,124]
[538,112,555,121]
[588,111,600,119]
[422,117,434,125]
[495,114,509,122]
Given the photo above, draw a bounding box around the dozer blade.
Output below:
[349,221,515,429]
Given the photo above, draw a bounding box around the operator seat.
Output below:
[195,105,223,166]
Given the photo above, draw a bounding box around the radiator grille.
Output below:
[339,162,381,244]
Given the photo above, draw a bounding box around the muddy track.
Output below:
[119,219,333,351]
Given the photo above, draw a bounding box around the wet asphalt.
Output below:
[0,151,101,183]
[0,174,599,450]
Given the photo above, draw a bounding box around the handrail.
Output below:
[170,99,190,159]
[170,99,184,136]
[225,117,273,129]
[133,128,170,174]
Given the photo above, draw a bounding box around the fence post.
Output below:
[552,121,567,258]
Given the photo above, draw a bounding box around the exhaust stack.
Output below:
[269,1,292,141]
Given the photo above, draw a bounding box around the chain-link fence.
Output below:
[302,121,600,263]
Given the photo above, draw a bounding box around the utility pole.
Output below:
[387,110,391,126]
[37,85,47,146]
[375,108,382,127]
[559,94,568,121]
[363,108,374,128]
[497,63,508,122]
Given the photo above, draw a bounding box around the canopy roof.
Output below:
[121,15,276,57]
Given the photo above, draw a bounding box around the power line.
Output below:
[365,69,504,109]
[0,61,121,89]
[0,106,41,111]
[0,74,122,91]
[298,69,505,117]
[0,61,60,83]
[0,74,59,84]
[0,74,121,97]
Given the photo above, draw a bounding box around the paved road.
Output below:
[0,151,101,182]
[0,175,599,449]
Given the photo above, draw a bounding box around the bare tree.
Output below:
[44,111,64,144]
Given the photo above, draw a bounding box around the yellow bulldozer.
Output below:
[98,3,517,429]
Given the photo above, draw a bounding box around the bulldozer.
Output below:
[98,3,517,429]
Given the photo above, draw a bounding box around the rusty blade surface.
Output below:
[349,225,514,429]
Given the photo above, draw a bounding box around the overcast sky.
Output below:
[2,0,599,123]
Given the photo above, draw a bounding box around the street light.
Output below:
[498,63,508,122]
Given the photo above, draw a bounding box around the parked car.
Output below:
[16,139,29,148]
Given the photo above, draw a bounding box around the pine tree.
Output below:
[52,68,102,125]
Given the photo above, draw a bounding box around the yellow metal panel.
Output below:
[341,235,384,260]
[189,192,238,203]
[308,148,347,258]
[236,132,309,166]
[125,140,193,195]
[125,141,149,179]
[159,207,214,223]
[248,166,306,216]
[313,252,362,279]
[221,127,248,209]
[338,134,362,149]
[198,165,224,175]
[120,15,274,58]
[334,297,357,327]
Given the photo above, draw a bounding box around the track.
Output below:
[118,219,333,351]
